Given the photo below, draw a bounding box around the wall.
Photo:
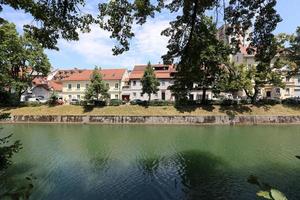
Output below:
[62,80,123,101]
[8,115,300,125]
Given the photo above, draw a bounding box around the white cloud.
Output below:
[59,18,170,68]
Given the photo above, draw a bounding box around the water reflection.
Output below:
[174,150,231,200]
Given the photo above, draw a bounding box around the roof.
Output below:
[129,64,176,79]
[49,81,63,92]
[62,69,127,81]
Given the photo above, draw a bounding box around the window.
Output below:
[266,91,271,98]
[86,84,89,88]
[161,81,165,86]
[276,88,280,95]
[133,92,136,97]
[68,84,72,90]
[115,83,119,89]
[115,94,118,99]
[133,81,136,86]
[77,95,80,100]
[68,95,72,99]
[140,93,143,97]
[77,83,80,90]
[298,77,300,84]
[286,88,290,95]
[286,77,290,82]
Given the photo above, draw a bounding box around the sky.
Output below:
[0,0,299,70]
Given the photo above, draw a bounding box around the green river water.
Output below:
[1,124,300,200]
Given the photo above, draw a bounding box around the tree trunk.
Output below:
[148,93,151,102]
[201,88,207,104]
[251,86,259,104]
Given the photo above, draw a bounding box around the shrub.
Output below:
[148,100,173,106]
[240,99,251,105]
[22,101,41,107]
[48,92,59,106]
[93,100,106,107]
[257,98,281,105]
[220,99,238,106]
[109,99,122,106]
[282,97,300,106]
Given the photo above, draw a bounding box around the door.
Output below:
[162,91,166,100]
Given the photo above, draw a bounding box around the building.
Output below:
[121,64,176,101]
[61,68,128,102]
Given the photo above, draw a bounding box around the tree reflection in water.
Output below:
[0,113,35,200]
[174,150,230,200]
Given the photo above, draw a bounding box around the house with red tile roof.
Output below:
[122,64,176,101]
[60,68,128,102]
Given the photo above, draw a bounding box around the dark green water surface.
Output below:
[1,124,300,200]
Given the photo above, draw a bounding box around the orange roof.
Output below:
[49,81,63,92]
[129,64,175,79]
[63,69,126,81]
[32,76,48,85]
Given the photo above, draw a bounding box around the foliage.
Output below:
[48,92,59,106]
[0,0,93,50]
[169,16,231,104]
[257,98,281,106]
[282,97,300,106]
[0,20,51,103]
[84,67,109,101]
[225,0,283,103]
[0,113,22,171]
[141,62,160,102]
[109,99,123,106]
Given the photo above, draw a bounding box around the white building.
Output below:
[61,69,128,102]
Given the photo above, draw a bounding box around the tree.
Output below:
[0,0,93,50]
[0,20,51,103]
[276,26,300,76]
[84,67,109,101]
[225,0,282,103]
[141,62,160,102]
[169,16,231,104]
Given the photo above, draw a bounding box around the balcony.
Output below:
[122,85,131,90]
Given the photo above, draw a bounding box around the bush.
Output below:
[21,101,41,107]
[282,97,300,106]
[48,92,59,106]
[257,98,281,105]
[109,99,122,106]
[148,100,173,106]
[240,99,251,105]
[93,100,106,107]
[220,99,238,106]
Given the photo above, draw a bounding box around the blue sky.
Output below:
[1,0,299,70]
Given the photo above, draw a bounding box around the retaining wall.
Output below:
[4,115,300,125]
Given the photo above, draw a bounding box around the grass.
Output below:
[1,104,300,116]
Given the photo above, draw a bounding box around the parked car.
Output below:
[27,97,40,102]
[37,96,47,103]
[130,99,144,105]
[70,99,80,105]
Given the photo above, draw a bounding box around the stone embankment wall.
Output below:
[4,115,300,125]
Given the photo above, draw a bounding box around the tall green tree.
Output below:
[225,0,282,103]
[0,20,51,103]
[169,16,231,104]
[141,62,160,102]
[276,26,300,76]
[84,67,109,101]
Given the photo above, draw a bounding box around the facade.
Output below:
[61,69,128,102]
[121,64,176,101]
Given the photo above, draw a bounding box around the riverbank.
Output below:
[1,105,300,125]
[1,104,300,116]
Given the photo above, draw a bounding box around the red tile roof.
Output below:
[49,81,63,92]
[62,69,126,81]
[129,64,175,79]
